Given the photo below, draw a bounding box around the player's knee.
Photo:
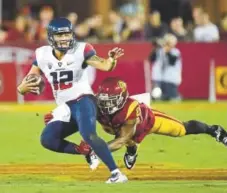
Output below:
[81,131,98,143]
[169,125,186,137]
[178,127,186,136]
[40,131,51,149]
[79,116,97,141]
[83,133,105,149]
[79,123,101,145]
[40,128,57,150]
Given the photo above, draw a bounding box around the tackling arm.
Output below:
[86,47,124,71]
[107,119,138,152]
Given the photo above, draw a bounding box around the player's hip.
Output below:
[55,88,94,105]
[132,110,186,143]
[150,111,186,137]
[46,94,97,124]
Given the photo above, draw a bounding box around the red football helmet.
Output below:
[97,77,129,114]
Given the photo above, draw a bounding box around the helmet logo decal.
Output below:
[118,80,126,92]
[58,27,70,31]
[47,62,53,69]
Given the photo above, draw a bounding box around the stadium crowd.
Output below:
[0,4,226,44]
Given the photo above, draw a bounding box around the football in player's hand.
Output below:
[26,74,45,95]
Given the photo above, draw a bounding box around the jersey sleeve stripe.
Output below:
[84,50,96,60]
[32,60,38,66]
[84,43,96,60]
[125,101,139,120]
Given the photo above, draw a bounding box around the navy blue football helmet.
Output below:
[47,17,75,52]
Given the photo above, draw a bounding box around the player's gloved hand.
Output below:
[17,76,40,95]
[124,145,138,170]
[75,140,92,155]
[44,112,53,125]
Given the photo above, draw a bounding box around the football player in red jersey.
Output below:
[95,77,227,169]
[44,77,227,170]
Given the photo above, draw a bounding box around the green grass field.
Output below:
[0,101,227,193]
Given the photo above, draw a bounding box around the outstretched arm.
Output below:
[86,47,124,71]
[107,119,138,152]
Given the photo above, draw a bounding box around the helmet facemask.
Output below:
[48,31,75,52]
[97,91,128,115]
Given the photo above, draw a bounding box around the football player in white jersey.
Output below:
[17,17,127,183]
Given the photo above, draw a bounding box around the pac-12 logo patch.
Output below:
[118,80,126,92]
[47,62,53,69]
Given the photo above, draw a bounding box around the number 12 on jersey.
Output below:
[50,70,73,90]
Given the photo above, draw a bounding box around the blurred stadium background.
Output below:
[0,0,226,102]
[0,0,227,192]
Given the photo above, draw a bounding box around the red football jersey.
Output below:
[97,97,155,143]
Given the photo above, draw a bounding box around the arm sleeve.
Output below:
[32,51,38,67]
[32,59,38,66]
[31,58,43,74]
[84,43,96,60]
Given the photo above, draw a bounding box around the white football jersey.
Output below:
[35,42,95,105]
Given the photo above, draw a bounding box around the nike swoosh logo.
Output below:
[110,177,118,182]
[67,62,74,65]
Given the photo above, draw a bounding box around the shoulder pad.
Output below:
[113,98,139,124]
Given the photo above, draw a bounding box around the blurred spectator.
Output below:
[0,28,7,43]
[170,17,190,41]
[219,13,227,41]
[86,14,105,42]
[144,11,169,41]
[74,14,105,42]
[27,18,39,42]
[106,10,126,42]
[121,16,144,41]
[185,6,204,38]
[30,6,54,42]
[67,12,80,40]
[193,12,219,42]
[20,5,32,19]
[192,6,204,26]
[6,15,28,41]
[0,3,225,43]
[149,34,182,101]
[119,0,141,17]
[67,12,78,27]
[74,17,91,41]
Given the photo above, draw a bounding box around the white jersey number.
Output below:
[50,70,73,90]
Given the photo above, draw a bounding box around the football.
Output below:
[26,74,45,95]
